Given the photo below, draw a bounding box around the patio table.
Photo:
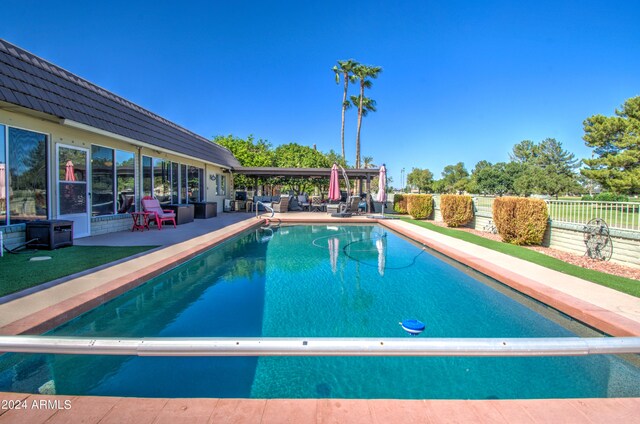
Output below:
[130,212,150,232]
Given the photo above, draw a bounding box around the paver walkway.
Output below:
[0,394,639,423]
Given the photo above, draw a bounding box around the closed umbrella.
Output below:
[65,160,76,182]
[377,164,387,217]
[328,163,341,201]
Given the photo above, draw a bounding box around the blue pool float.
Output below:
[400,319,425,336]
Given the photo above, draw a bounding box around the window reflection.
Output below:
[188,166,204,203]
[8,127,48,223]
[116,150,135,213]
[142,156,152,198]
[91,146,114,216]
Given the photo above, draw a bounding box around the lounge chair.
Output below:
[141,196,176,230]
[272,195,290,213]
[297,194,310,211]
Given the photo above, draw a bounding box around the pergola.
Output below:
[228,166,380,194]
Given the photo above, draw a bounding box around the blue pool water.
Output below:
[1,224,639,399]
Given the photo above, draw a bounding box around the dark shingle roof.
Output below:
[0,39,239,168]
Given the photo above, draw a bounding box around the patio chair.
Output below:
[347,196,361,214]
[310,196,325,212]
[298,194,310,211]
[141,196,176,230]
[272,195,290,213]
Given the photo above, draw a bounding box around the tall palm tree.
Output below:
[363,156,376,169]
[350,94,377,194]
[352,64,382,172]
[333,60,358,162]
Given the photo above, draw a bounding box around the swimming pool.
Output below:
[1,224,639,398]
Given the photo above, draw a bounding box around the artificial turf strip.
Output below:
[402,218,640,298]
[0,245,157,298]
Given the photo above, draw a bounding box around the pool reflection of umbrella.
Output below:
[328,237,339,273]
[328,163,341,201]
[376,236,386,277]
[377,164,387,218]
[65,160,76,182]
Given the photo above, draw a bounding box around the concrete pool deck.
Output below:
[0,212,639,422]
[0,393,639,423]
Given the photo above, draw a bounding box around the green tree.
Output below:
[407,167,434,193]
[214,134,275,188]
[508,138,579,197]
[432,179,446,194]
[509,140,538,163]
[352,64,382,171]
[333,59,359,161]
[324,149,348,168]
[274,143,331,194]
[582,96,640,194]
[362,156,376,169]
[441,162,470,194]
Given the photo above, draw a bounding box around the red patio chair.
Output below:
[141,196,176,230]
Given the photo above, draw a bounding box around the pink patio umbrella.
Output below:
[65,160,76,182]
[376,164,387,217]
[328,237,339,273]
[328,163,341,201]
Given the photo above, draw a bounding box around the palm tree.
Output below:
[352,64,382,172]
[350,94,377,193]
[363,156,376,169]
[332,60,359,162]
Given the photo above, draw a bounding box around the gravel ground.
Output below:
[429,221,640,281]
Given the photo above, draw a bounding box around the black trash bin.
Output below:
[25,220,74,250]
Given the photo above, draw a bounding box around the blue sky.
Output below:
[4,0,639,187]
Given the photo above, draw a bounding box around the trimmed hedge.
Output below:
[440,194,474,227]
[493,197,549,245]
[407,194,433,219]
[394,194,408,214]
[581,193,630,202]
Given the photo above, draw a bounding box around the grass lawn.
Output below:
[0,245,157,298]
[402,218,640,298]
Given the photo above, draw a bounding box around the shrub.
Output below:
[595,192,630,202]
[581,195,594,201]
[407,194,433,219]
[394,194,408,214]
[493,197,549,245]
[440,194,474,227]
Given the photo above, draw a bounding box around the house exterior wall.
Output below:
[0,107,230,242]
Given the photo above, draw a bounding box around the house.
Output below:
[0,39,240,247]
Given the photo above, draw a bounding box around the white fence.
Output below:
[464,197,640,233]
[546,200,640,232]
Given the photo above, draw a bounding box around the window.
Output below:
[171,162,179,204]
[7,127,48,223]
[91,146,136,215]
[142,156,152,198]
[116,150,135,213]
[188,166,204,203]
[215,174,226,196]
[91,146,114,216]
[0,125,6,225]
[153,158,170,205]
[180,164,187,203]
